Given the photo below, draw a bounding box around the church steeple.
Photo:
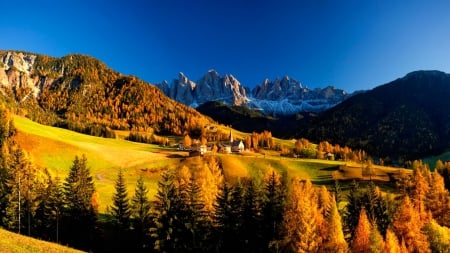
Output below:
[229,129,233,144]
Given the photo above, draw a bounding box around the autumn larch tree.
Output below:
[351,208,371,253]
[392,196,431,253]
[281,178,323,253]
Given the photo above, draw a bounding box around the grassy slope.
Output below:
[0,228,84,253]
[13,115,183,212]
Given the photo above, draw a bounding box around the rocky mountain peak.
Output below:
[1,51,37,73]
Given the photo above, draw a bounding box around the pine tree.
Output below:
[4,147,40,236]
[261,168,284,252]
[150,170,178,252]
[241,179,262,253]
[214,181,234,253]
[34,170,64,242]
[131,176,152,251]
[61,155,97,251]
[344,180,362,240]
[352,208,371,253]
[110,169,131,230]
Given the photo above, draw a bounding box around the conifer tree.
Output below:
[242,179,262,253]
[352,208,371,253]
[61,155,97,250]
[412,168,430,222]
[392,196,430,253]
[4,147,39,235]
[214,181,234,253]
[110,169,131,230]
[425,172,450,227]
[369,223,385,253]
[422,219,450,253]
[131,176,152,251]
[323,196,348,253]
[344,180,362,239]
[281,178,322,253]
[261,168,284,252]
[384,228,401,253]
[151,170,178,252]
[34,170,64,242]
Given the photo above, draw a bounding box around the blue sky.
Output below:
[1,0,450,92]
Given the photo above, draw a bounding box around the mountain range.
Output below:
[156,70,352,115]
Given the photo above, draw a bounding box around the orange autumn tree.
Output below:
[322,195,348,253]
[384,228,401,253]
[392,196,431,253]
[351,208,371,253]
[281,178,323,252]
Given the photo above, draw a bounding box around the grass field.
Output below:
[0,228,84,253]
[13,115,184,212]
[13,115,407,212]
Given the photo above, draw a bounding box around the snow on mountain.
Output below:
[157,71,352,115]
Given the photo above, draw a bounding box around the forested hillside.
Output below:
[0,51,213,136]
[299,70,450,163]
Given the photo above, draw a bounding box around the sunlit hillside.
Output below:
[0,228,84,253]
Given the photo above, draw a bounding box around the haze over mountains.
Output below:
[156,70,352,115]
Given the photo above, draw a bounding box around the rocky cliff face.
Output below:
[0,51,43,98]
[157,71,351,115]
[156,70,250,107]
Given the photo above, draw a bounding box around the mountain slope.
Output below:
[299,70,450,162]
[0,51,213,136]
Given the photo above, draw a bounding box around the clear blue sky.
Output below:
[1,0,450,92]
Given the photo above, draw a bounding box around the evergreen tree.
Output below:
[344,180,362,240]
[150,170,178,252]
[34,170,64,242]
[131,176,152,251]
[214,181,234,253]
[4,147,39,236]
[261,168,284,252]
[241,179,262,253]
[352,208,371,253]
[61,155,97,251]
[110,169,131,230]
